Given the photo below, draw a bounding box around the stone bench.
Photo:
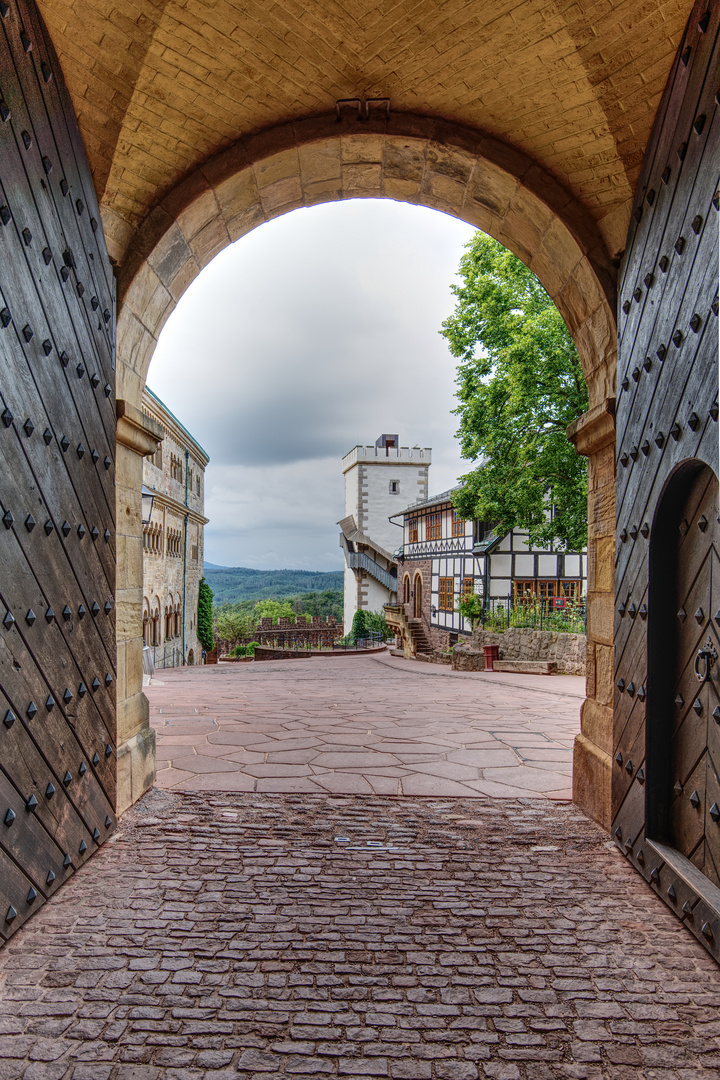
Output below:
[492,660,557,675]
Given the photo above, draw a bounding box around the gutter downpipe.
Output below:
[182,448,189,665]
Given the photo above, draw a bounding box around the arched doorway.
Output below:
[414,574,423,620]
[645,463,720,882]
[403,575,411,606]
[114,117,618,828]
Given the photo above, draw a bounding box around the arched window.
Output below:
[403,575,410,605]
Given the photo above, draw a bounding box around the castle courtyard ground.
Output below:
[2,657,720,1078]
[149,656,583,801]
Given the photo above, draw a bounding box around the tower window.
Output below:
[389,480,399,494]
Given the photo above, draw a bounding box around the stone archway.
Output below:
[114,114,617,826]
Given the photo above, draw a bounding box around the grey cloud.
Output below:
[148,200,475,569]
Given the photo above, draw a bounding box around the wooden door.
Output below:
[414,575,422,619]
[611,0,720,960]
[669,466,720,884]
[0,0,116,943]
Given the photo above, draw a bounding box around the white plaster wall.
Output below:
[343,450,429,539]
[344,565,357,625]
[361,574,394,613]
[363,463,427,552]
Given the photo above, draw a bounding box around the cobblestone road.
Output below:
[1,788,719,1079]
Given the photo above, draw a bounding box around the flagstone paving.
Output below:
[147,655,583,800]
[2,789,719,1079]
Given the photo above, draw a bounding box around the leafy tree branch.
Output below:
[440,234,588,551]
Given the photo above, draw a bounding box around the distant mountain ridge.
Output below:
[203,565,344,605]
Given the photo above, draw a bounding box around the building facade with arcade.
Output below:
[140,389,209,669]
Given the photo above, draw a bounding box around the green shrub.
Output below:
[349,610,369,643]
[197,578,214,650]
[456,592,484,629]
[363,609,392,640]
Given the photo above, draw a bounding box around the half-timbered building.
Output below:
[390,489,587,648]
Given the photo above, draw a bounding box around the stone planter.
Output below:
[451,645,485,671]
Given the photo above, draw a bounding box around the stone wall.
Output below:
[254,643,387,662]
[453,627,586,675]
[217,616,344,655]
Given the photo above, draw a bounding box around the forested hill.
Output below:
[203,566,344,605]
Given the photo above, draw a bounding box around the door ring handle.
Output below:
[695,638,718,682]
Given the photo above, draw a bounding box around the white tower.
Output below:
[339,435,431,626]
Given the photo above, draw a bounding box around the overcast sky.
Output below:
[148,199,477,570]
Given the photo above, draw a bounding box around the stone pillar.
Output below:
[567,398,616,829]
[115,399,164,815]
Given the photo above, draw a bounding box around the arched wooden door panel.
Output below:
[665,467,720,884]
[414,576,422,620]
[0,0,116,943]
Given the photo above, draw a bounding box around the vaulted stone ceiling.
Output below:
[39,0,692,262]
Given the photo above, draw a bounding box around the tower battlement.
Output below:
[342,444,432,473]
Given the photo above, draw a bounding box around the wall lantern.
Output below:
[431,605,437,616]
[141,486,155,524]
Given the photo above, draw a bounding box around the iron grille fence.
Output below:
[477,596,586,634]
[332,630,384,650]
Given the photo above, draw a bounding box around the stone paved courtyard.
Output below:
[2,658,720,1078]
[148,656,583,800]
[1,789,720,1079]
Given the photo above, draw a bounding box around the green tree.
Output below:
[440,233,588,551]
[213,589,344,622]
[349,610,369,643]
[197,578,214,651]
[253,598,295,623]
[214,610,256,648]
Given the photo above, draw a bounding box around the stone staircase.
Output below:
[384,605,433,658]
[409,618,432,655]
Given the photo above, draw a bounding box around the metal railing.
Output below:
[344,550,398,591]
[475,596,586,634]
[332,630,384,650]
[151,643,185,669]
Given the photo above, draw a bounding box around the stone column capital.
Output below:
[116,398,163,457]
[567,398,616,457]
